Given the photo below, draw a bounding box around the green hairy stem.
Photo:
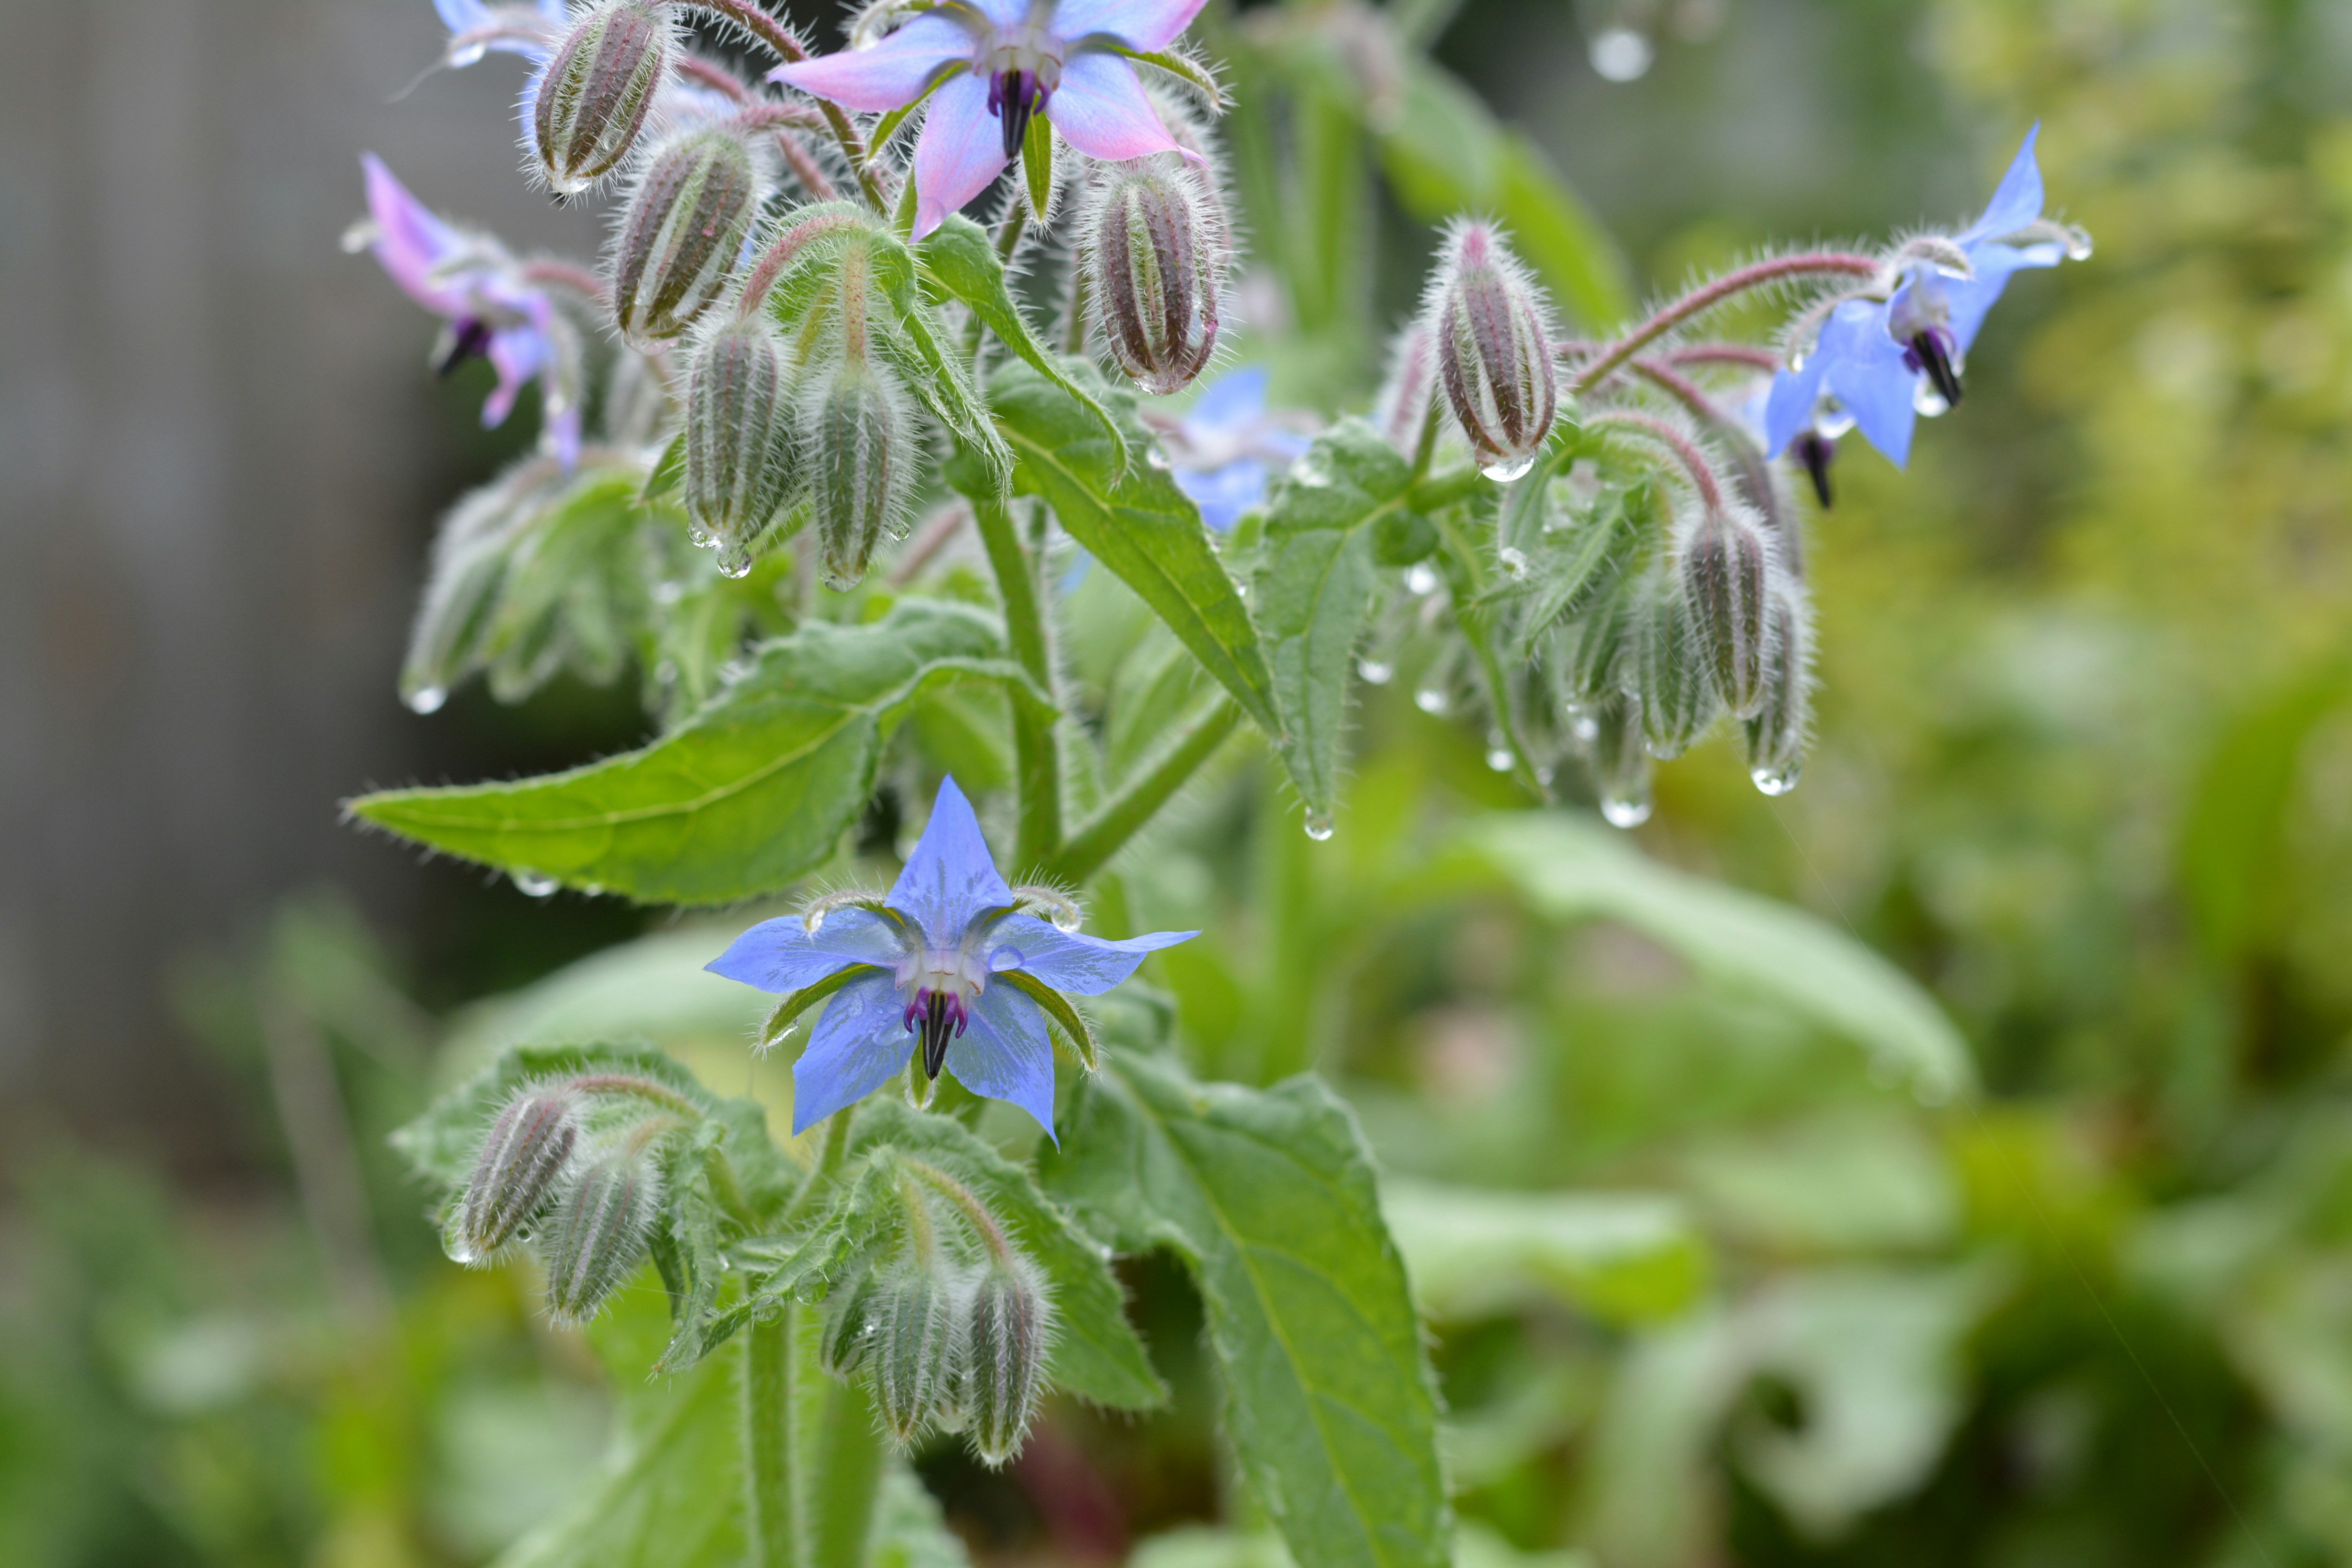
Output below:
[970,491,1063,870]
[744,1313,799,1568]
[1049,695,1241,885]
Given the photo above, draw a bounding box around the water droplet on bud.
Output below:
[717,543,753,578]
[1497,544,1529,578]
[1482,456,1537,483]
[688,523,715,548]
[406,684,448,715]
[1749,764,1800,796]
[1051,906,1082,933]
[513,870,559,898]
[1414,685,1449,715]
[1303,814,1335,842]
[1405,563,1439,596]
[1599,789,1652,829]
[1357,658,1394,685]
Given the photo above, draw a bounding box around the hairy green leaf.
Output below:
[350,600,1003,905]
[1040,1052,1450,1568]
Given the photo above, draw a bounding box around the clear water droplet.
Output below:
[1147,445,1172,470]
[339,219,381,254]
[1599,789,1652,829]
[653,579,685,606]
[1357,658,1394,685]
[1913,381,1950,418]
[444,1236,479,1265]
[1486,747,1514,772]
[688,523,715,548]
[1404,563,1439,596]
[718,543,753,578]
[1482,454,1538,483]
[2062,226,2094,261]
[1589,25,1654,81]
[512,870,559,898]
[405,684,447,715]
[448,41,488,66]
[1303,813,1335,842]
[582,883,605,897]
[1498,545,1529,579]
[1535,764,1555,786]
[1750,763,1801,796]
[1051,907,1082,933]
[1414,684,1449,715]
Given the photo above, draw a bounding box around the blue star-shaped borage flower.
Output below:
[706,777,1194,1140]
[1765,125,2085,469]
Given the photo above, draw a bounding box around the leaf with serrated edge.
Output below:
[1040,1052,1450,1568]
[349,600,1002,905]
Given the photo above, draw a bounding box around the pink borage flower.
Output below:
[770,0,1209,238]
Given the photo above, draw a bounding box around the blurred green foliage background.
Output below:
[9,0,2352,1563]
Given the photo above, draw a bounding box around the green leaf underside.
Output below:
[845,1099,1167,1410]
[1456,815,1977,1095]
[1041,1052,1450,1568]
[350,600,1004,905]
[1247,420,1418,820]
[981,360,1286,747]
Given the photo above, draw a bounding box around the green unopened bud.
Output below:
[613,130,763,348]
[871,1263,960,1443]
[1633,568,1717,760]
[817,1264,881,1376]
[532,0,671,195]
[1681,507,1771,718]
[542,1147,661,1327]
[1427,221,1558,481]
[1082,157,1226,396]
[684,318,799,561]
[1743,585,1813,796]
[1553,579,1630,704]
[804,356,910,590]
[963,1255,1052,1467]
[448,1085,579,1265]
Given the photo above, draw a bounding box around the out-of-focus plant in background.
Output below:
[7,0,2352,1564]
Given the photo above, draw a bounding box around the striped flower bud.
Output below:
[1554,579,1631,704]
[541,1146,661,1327]
[1633,568,1717,760]
[817,1264,881,1376]
[804,356,910,590]
[1426,221,1558,481]
[1373,322,1438,454]
[1743,584,1813,796]
[963,1254,1052,1467]
[1082,157,1227,396]
[872,1263,960,1443]
[613,129,763,348]
[531,0,670,195]
[683,317,799,561]
[447,1085,579,1264]
[1681,507,1772,718]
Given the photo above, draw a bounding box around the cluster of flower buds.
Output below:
[445,1078,690,1325]
[818,1158,1054,1466]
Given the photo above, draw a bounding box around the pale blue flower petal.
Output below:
[1763,347,1829,458]
[1960,124,2043,246]
[1176,459,1267,532]
[985,913,1196,995]
[1051,0,1208,53]
[791,971,915,1134]
[1185,366,1269,435]
[1945,240,2060,354]
[705,908,904,993]
[1816,301,1919,469]
[886,775,1015,946]
[945,985,1060,1140]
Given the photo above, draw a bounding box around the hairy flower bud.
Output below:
[448,1085,579,1264]
[1681,507,1772,717]
[1373,323,1438,454]
[542,1147,661,1327]
[817,1264,881,1376]
[964,1254,1052,1466]
[1553,580,1630,704]
[684,318,799,561]
[872,1263,960,1443]
[804,356,910,590]
[613,130,763,348]
[532,0,670,195]
[1427,222,1558,481]
[1744,584,1813,796]
[1633,568,1717,760]
[1082,157,1226,396]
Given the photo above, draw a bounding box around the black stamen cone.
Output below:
[1911,331,1964,409]
[437,318,494,377]
[920,989,953,1080]
[996,70,1034,162]
[1794,432,1835,509]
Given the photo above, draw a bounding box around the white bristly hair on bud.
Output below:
[1677,503,1776,719]
[1079,150,1229,396]
[611,127,767,349]
[1423,220,1560,481]
[529,0,674,196]
[448,1082,581,1265]
[964,1251,1054,1467]
[803,350,913,591]
[541,1141,663,1327]
[1631,563,1719,760]
[1743,579,1815,796]
[682,315,800,564]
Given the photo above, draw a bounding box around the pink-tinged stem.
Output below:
[1572,253,1881,394]
[684,0,885,211]
[736,209,868,317]
[1587,410,1728,514]
[675,52,752,100]
[772,132,839,201]
[521,260,608,304]
[566,1073,703,1114]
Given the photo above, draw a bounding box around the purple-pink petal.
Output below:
[945,985,1060,1140]
[985,914,1196,996]
[1047,53,1191,164]
[791,971,915,1134]
[911,71,1011,239]
[886,775,1015,945]
[769,14,971,113]
[705,908,903,993]
[1051,0,1208,53]
[361,154,470,319]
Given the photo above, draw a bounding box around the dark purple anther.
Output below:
[904,986,971,1079]
[987,69,1047,160]
[1901,325,1964,410]
[1792,430,1835,509]
[437,316,495,377]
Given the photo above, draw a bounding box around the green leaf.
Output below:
[870,1462,974,1568]
[349,599,1003,905]
[1246,419,1417,820]
[917,216,1126,467]
[1381,1179,1706,1325]
[1371,60,1630,328]
[847,1099,1167,1410]
[980,359,1283,742]
[1449,814,1976,1099]
[641,431,685,502]
[1040,1052,1450,1568]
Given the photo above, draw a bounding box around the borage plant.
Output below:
[351,1,2086,1563]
